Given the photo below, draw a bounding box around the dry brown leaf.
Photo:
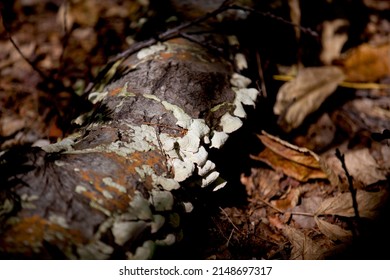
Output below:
[272,188,301,211]
[347,98,390,133]
[57,2,74,31]
[363,0,390,10]
[294,113,336,152]
[69,0,101,27]
[315,190,388,219]
[292,196,322,228]
[0,116,25,137]
[274,66,345,132]
[314,216,352,242]
[340,43,390,82]
[259,131,322,167]
[345,148,387,186]
[241,168,282,200]
[283,226,327,260]
[251,131,338,184]
[320,19,349,65]
[288,0,301,41]
[268,215,284,230]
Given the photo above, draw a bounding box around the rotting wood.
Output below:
[0,28,259,258]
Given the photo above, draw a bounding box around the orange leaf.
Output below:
[340,43,390,82]
[251,131,336,183]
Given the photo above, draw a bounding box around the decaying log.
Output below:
[0,9,259,259]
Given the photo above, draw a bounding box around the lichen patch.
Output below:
[102,177,127,193]
[137,43,167,60]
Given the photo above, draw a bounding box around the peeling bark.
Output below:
[0,22,258,258]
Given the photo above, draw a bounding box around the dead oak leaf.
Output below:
[315,190,388,219]
[251,131,338,184]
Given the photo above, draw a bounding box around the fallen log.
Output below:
[0,4,259,259]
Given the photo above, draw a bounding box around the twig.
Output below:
[229,4,319,38]
[225,229,234,247]
[256,198,314,217]
[335,148,360,244]
[7,34,50,82]
[219,206,242,233]
[274,74,390,90]
[335,149,359,219]
[59,0,71,68]
[255,50,267,98]
[179,32,224,54]
[1,16,76,95]
[0,10,49,81]
[211,216,232,244]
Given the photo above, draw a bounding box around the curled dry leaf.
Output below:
[251,131,338,184]
[314,216,352,242]
[339,43,390,82]
[315,190,388,219]
[274,66,345,132]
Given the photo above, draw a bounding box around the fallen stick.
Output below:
[0,30,259,258]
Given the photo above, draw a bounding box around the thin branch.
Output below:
[256,198,314,217]
[335,149,359,219]
[225,229,234,247]
[335,148,360,243]
[1,15,76,96]
[255,50,267,98]
[179,32,224,54]
[59,0,71,68]
[219,206,242,233]
[7,34,50,81]
[229,4,319,38]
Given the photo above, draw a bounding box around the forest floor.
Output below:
[1,0,389,259]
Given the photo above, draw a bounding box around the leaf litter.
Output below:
[206,1,390,259]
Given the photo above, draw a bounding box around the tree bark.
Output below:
[0,4,258,259]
